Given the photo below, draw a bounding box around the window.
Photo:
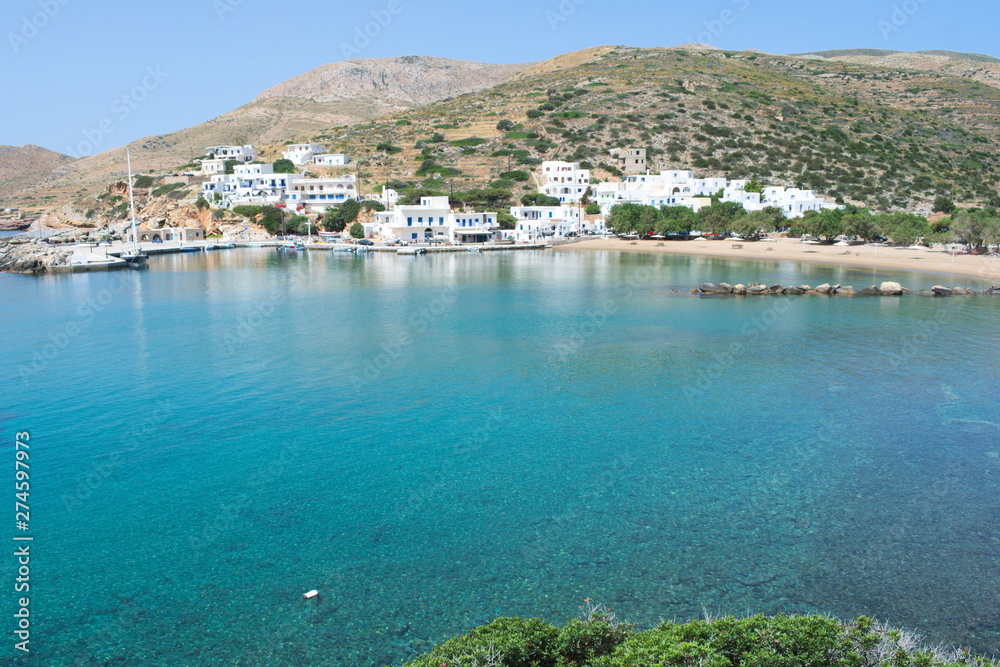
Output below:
[407,217,413,226]
[418,217,423,223]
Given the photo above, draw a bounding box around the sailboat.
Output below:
[121,148,149,269]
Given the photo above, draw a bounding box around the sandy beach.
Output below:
[556,237,1000,284]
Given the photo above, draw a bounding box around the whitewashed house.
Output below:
[540,161,591,203]
[285,175,359,214]
[375,196,500,244]
[311,153,350,167]
[722,182,833,217]
[595,171,726,211]
[201,163,293,208]
[510,205,582,242]
[282,144,327,166]
[201,145,257,175]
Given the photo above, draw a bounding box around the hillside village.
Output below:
[112,138,838,246]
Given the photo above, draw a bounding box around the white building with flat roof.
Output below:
[282,144,327,166]
[312,153,350,167]
[201,145,257,175]
[201,163,293,207]
[285,175,359,214]
[375,196,500,244]
[540,161,591,203]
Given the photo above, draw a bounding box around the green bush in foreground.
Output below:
[395,610,997,667]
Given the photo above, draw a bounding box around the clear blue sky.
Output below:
[2,0,996,155]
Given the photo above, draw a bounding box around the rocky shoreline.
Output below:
[696,281,1000,296]
[0,238,74,274]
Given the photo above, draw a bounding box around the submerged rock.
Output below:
[783,286,806,295]
[858,285,881,296]
[931,285,952,296]
[699,283,730,294]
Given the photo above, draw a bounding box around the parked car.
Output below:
[356,238,374,246]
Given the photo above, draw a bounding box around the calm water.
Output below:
[2,248,999,665]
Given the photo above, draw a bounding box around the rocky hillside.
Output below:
[285,46,1000,213]
[0,145,73,204]
[794,49,1000,90]
[8,47,1000,218]
[1,56,532,212]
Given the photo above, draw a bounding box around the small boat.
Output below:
[179,246,201,253]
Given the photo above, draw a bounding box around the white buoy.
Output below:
[303,590,319,600]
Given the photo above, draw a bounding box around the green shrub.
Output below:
[151,182,186,198]
[526,109,545,119]
[231,205,262,219]
[133,175,155,188]
[500,170,531,182]
[402,617,559,667]
[376,142,403,154]
[349,222,364,239]
[449,137,488,147]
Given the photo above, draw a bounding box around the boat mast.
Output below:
[126,148,138,249]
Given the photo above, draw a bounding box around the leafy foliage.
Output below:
[398,612,997,667]
[349,222,364,239]
[272,159,296,174]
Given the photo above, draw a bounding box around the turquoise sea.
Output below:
[2,248,999,665]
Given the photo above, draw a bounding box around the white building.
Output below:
[723,181,833,217]
[595,170,726,211]
[201,145,256,175]
[375,196,500,244]
[312,153,350,167]
[510,206,581,242]
[540,161,591,203]
[285,175,359,214]
[510,205,607,241]
[201,163,293,208]
[282,144,327,166]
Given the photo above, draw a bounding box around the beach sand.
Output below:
[556,237,1000,284]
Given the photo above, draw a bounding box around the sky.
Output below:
[1,0,997,156]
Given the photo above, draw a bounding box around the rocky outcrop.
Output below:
[0,239,72,274]
[858,285,881,296]
[879,281,904,295]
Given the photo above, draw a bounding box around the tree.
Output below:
[585,203,601,215]
[321,199,362,233]
[731,210,776,239]
[606,203,645,233]
[521,193,561,207]
[843,210,878,241]
[224,160,239,175]
[931,196,956,215]
[657,206,697,235]
[803,209,844,240]
[258,205,285,235]
[697,201,744,235]
[195,197,210,211]
[272,159,296,174]
[952,209,1000,249]
[497,213,517,230]
[287,214,310,235]
[496,119,515,131]
[349,222,364,239]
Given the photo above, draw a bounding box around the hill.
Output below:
[0,56,532,213]
[9,47,1000,218]
[267,46,1000,214]
[0,145,74,206]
